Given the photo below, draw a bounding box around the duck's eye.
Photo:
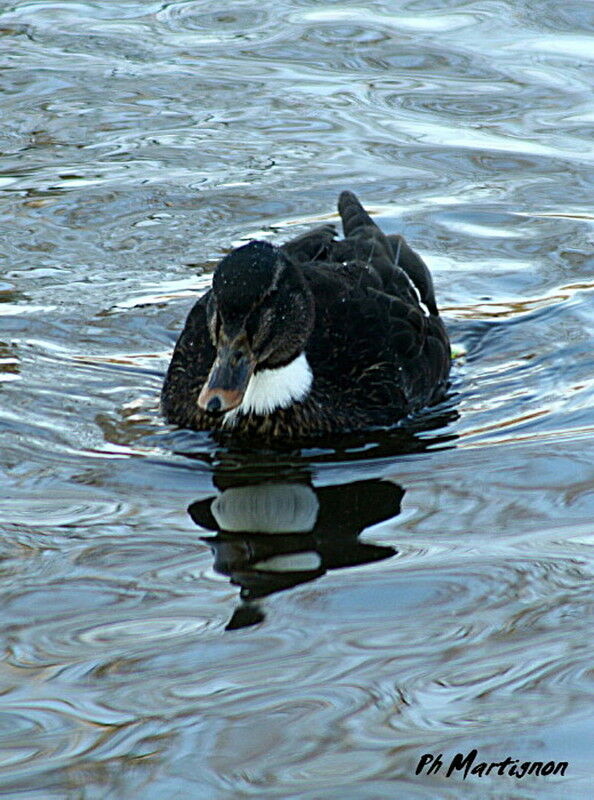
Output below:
[246,306,275,353]
[229,349,243,366]
[245,308,262,344]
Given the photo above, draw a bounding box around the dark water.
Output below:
[1,1,594,797]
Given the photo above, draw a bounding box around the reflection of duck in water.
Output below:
[189,476,403,630]
[162,191,450,440]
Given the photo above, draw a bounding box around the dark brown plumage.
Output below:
[162,191,451,440]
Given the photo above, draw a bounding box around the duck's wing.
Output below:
[304,269,449,413]
[336,191,439,316]
[305,267,426,376]
[281,224,337,264]
[386,234,438,316]
[350,285,449,402]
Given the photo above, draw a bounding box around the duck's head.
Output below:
[198,240,315,415]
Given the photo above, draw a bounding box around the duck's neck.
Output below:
[223,352,313,423]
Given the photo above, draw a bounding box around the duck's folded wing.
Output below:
[387,234,438,316]
[338,191,440,316]
[281,224,337,264]
[364,287,450,404]
[307,281,428,388]
[366,287,428,360]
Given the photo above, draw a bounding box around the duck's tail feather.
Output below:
[338,190,378,238]
[337,191,397,287]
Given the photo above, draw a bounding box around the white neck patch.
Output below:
[223,352,313,424]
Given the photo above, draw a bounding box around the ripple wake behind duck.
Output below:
[162,191,451,440]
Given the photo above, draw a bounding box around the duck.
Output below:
[161,191,451,440]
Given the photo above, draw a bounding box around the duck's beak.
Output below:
[198,343,256,414]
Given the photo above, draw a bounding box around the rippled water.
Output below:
[1,0,594,797]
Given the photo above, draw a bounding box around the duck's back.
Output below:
[280,191,450,426]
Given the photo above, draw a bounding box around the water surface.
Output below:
[1,0,594,797]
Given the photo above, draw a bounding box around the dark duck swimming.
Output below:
[162,191,451,440]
